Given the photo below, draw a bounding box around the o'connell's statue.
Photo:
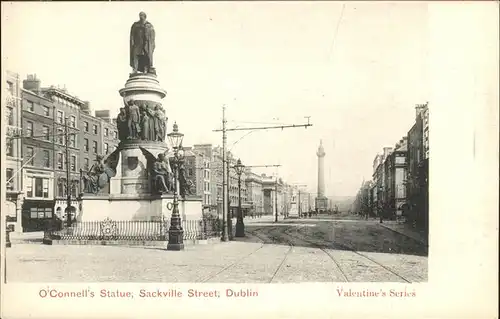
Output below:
[130,12,156,74]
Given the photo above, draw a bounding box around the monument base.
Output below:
[315,197,329,212]
[78,194,203,222]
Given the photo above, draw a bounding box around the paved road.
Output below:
[5,217,427,283]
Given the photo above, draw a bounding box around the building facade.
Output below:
[4,70,24,231]
[361,102,429,231]
[244,170,264,217]
[407,103,429,232]
[18,74,118,232]
[193,144,215,212]
[353,181,372,216]
[186,145,296,220]
[383,137,408,218]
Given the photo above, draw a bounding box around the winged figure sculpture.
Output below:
[139,147,174,194]
[81,148,121,194]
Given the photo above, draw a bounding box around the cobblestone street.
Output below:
[5,217,427,283]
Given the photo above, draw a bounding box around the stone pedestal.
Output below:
[119,73,167,108]
[315,197,329,211]
[79,194,203,222]
[118,140,169,194]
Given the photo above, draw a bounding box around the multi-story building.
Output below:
[183,146,212,212]
[198,145,293,220]
[421,103,429,159]
[193,144,215,213]
[4,70,24,232]
[407,103,429,232]
[383,137,408,218]
[353,180,372,216]
[95,109,120,156]
[21,77,59,231]
[227,153,249,218]
[19,74,118,232]
[371,146,393,217]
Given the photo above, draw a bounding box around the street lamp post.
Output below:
[233,158,245,237]
[166,122,185,251]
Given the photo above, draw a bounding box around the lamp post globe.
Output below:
[234,158,245,237]
[166,122,185,251]
[167,122,184,150]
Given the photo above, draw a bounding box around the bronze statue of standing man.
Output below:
[130,12,156,74]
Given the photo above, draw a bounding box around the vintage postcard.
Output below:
[1,1,498,318]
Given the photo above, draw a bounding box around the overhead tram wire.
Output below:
[326,3,346,63]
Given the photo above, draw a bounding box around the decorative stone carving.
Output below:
[139,147,174,194]
[81,150,120,194]
[178,155,194,199]
[117,99,167,143]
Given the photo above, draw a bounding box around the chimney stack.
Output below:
[81,101,91,115]
[23,74,41,93]
[382,147,393,159]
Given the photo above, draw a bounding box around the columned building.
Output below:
[261,174,276,216]
[4,70,24,232]
[244,170,263,217]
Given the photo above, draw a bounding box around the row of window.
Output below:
[22,176,81,200]
[24,122,78,147]
[25,176,50,198]
[23,147,96,172]
[25,100,118,138]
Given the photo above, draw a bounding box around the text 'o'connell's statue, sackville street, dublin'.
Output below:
[130,11,156,75]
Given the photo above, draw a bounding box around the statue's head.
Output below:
[139,12,147,22]
[158,153,165,161]
[119,107,125,113]
[96,155,104,161]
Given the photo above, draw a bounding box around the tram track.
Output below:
[246,228,295,283]
[200,241,265,283]
[283,226,413,283]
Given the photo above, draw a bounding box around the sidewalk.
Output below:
[378,222,428,246]
[5,239,427,283]
[9,231,44,244]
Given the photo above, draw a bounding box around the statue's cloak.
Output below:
[129,21,155,69]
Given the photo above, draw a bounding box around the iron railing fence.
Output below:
[46,217,222,242]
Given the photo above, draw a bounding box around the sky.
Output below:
[2,2,428,197]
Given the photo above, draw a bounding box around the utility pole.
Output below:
[221,106,229,242]
[64,117,72,227]
[214,114,312,227]
[298,189,301,217]
[226,153,233,240]
[275,176,279,222]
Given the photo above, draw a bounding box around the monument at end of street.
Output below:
[78,12,202,224]
[315,140,329,212]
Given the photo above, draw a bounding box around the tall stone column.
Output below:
[315,140,328,211]
[317,140,326,197]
